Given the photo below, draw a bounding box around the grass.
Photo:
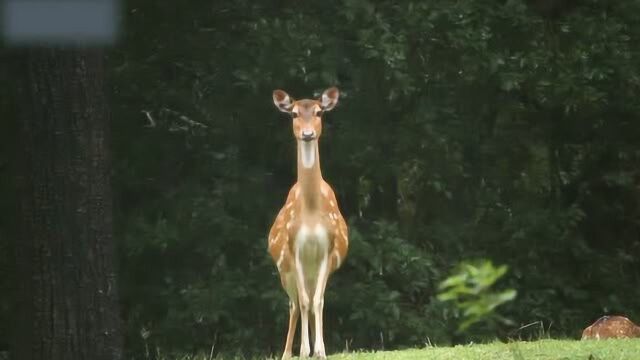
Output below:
[156,339,640,360]
[327,339,640,360]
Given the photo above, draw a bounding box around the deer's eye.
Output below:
[314,110,323,117]
[291,111,299,118]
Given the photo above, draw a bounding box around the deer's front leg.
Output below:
[281,299,299,360]
[312,255,330,359]
[281,273,299,360]
[295,256,311,358]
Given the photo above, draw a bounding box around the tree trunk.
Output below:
[13,48,122,360]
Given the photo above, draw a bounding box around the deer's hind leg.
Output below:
[281,272,298,360]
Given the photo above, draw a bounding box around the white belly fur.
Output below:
[295,224,329,292]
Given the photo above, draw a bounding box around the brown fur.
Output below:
[268,182,349,275]
[581,315,640,340]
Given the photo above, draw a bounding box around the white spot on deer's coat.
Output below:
[277,248,285,270]
[333,251,342,268]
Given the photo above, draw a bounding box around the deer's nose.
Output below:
[301,129,316,141]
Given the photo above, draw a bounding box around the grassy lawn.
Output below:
[326,339,640,360]
[169,339,639,359]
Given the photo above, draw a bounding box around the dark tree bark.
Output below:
[13,48,122,360]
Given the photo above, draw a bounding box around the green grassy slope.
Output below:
[328,339,640,360]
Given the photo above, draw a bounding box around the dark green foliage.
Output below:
[3,0,640,357]
[438,260,516,332]
[110,0,640,356]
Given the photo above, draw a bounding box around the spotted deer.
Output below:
[581,315,640,340]
[268,87,349,359]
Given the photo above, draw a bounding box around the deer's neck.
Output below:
[297,140,323,210]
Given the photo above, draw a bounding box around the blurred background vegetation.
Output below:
[2,0,640,358]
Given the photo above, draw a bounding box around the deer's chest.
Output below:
[293,223,330,268]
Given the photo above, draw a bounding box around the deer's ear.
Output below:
[320,87,339,111]
[273,90,294,113]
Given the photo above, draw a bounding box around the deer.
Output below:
[581,315,640,340]
[268,87,349,359]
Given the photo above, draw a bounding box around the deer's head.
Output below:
[272,87,340,143]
